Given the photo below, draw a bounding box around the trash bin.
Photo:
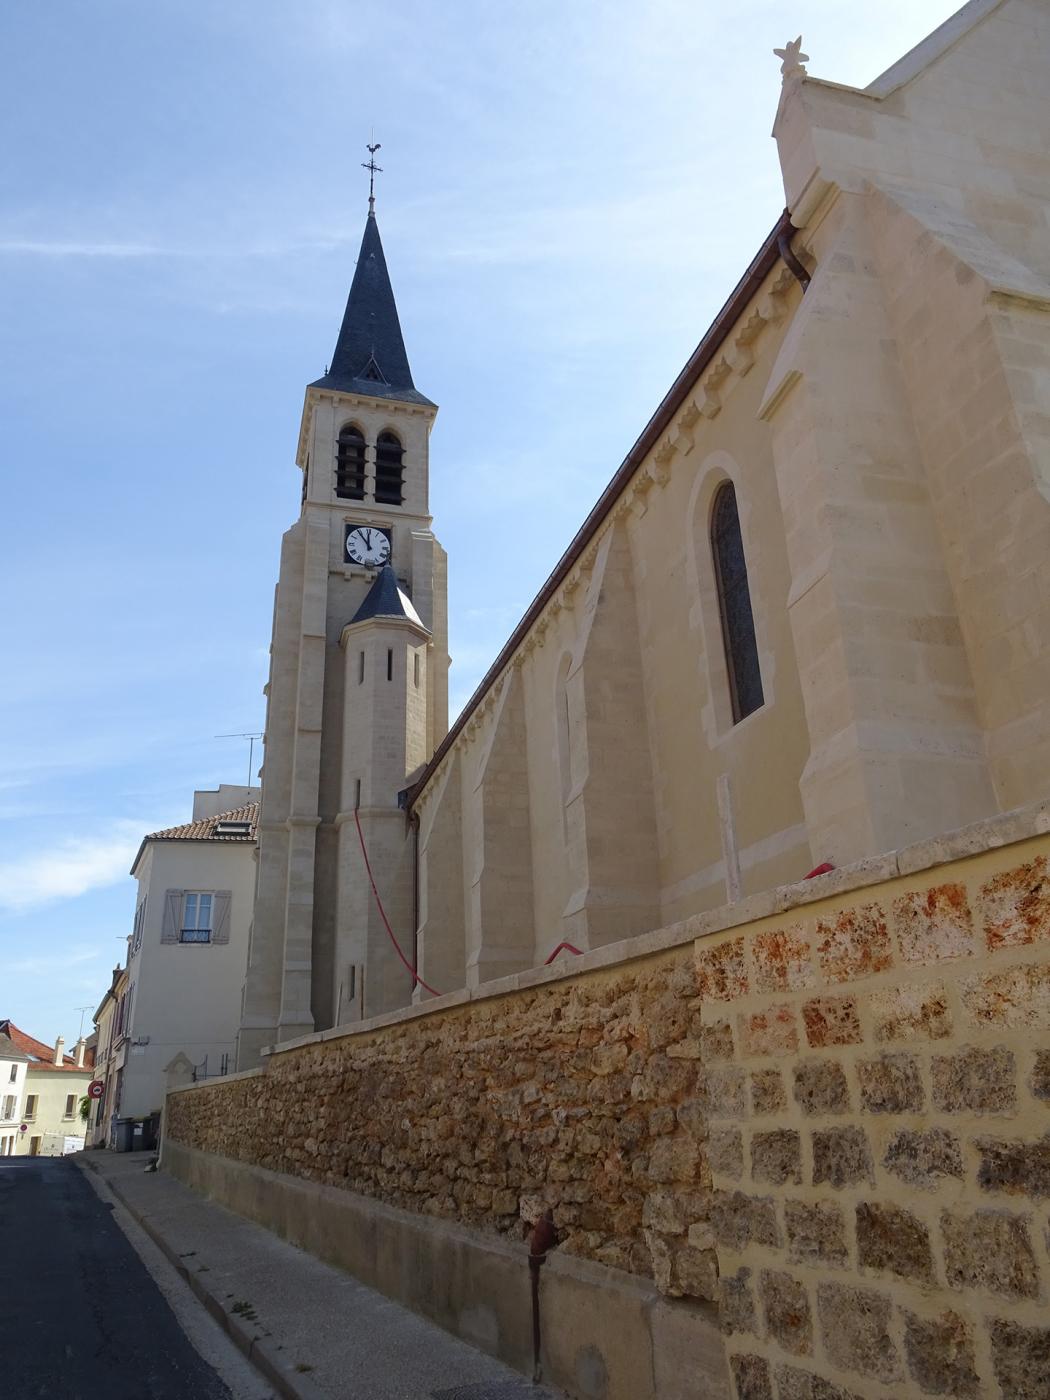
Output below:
[140,1114,159,1151]
[113,1117,135,1152]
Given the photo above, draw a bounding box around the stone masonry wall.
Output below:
[700,831,1050,1400]
[169,817,1050,1400]
[168,947,719,1300]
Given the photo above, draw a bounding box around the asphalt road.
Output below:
[1,1155,235,1400]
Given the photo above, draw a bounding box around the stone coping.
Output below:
[173,798,1049,1088]
[168,1065,266,1097]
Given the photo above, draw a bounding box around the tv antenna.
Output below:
[74,1005,94,1038]
[215,732,264,790]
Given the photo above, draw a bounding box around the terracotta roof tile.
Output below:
[146,802,259,843]
[0,1020,91,1072]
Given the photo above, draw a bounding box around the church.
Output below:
[162,7,1050,1396]
[237,0,1050,1070]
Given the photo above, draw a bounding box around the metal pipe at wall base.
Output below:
[525,1210,559,1383]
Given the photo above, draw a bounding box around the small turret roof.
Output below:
[349,565,427,630]
[310,212,435,408]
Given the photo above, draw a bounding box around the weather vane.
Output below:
[362,139,383,214]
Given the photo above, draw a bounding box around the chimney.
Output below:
[53,1035,65,1066]
[74,1037,86,1069]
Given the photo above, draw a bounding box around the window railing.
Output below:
[180,927,211,943]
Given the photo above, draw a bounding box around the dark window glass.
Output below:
[335,425,366,500]
[711,482,764,722]
[375,431,404,505]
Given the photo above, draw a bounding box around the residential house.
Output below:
[0,1030,28,1156]
[111,785,258,1122]
[85,963,130,1148]
[0,1021,94,1155]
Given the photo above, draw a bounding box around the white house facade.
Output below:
[114,785,259,1121]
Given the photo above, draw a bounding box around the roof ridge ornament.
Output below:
[774,34,809,87]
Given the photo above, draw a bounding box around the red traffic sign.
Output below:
[88,1080,105,1100]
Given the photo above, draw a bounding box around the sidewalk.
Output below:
[77,1151,562,1400]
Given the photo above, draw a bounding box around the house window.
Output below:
[1,1096,14,1121]
[374,431,404,505]
[132,897,147,952]
[63,1094,76,1120]
[335,424,366,500]
[8,1064,16,1083]
[711,482,764,723]
[181,892,213,943]
[24,1095,37,1121]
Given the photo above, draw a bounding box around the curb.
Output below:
[76,1155,327,1400]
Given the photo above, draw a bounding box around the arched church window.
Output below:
[711,481,764,722]
[374,431,404,506]
[335,424,366,500]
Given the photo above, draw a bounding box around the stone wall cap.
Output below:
[168,1065,266,1095]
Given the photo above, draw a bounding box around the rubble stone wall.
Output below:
[699,829,1050,1400]
[168,815,1050,1400]
[168,946,719,1300]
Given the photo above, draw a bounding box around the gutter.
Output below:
[409,209,802,809]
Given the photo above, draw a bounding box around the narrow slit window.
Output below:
[374,431,404,505]
[413,652,420,688]
[354,778,361,810]
[711,481,764,723]
[335,425,366,500]
[358,650,365,684]
[387,648,393,681]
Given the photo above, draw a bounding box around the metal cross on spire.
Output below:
[362,140,383,214]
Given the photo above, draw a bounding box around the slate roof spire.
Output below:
[310,201,434,408]
[349,564,428,630]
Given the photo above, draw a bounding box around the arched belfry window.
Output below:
[711,481,764,723]
[335,424,366,500]
[375,431,404,506]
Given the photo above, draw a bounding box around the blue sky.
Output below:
[1,0,960,1045]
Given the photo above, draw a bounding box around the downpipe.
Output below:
[525,1210,559,1383]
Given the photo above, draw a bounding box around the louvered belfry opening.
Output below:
[336,424,366,500]
[375,430,404,505]
[711,480,764,723]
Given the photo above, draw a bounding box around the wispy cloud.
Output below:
[8,948,101,977]
[0,822,145,912]
[0,235,350,260]
[0,240,170,258]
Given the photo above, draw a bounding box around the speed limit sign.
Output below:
[88,1080,104,1100]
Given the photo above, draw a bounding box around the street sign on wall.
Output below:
[88,1080,104,1100]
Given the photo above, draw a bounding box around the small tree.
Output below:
[79,1095,90,1124]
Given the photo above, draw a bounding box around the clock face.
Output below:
[345,526,391,567]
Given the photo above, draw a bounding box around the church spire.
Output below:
[310,150,434,407]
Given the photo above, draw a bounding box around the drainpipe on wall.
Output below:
[777,222,811,291]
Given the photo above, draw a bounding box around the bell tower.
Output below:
[237,173,449,1069]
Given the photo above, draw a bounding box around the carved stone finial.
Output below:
[773,35,809,83]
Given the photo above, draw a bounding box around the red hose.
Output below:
[544,940,583,965]
[353,807,441,998]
